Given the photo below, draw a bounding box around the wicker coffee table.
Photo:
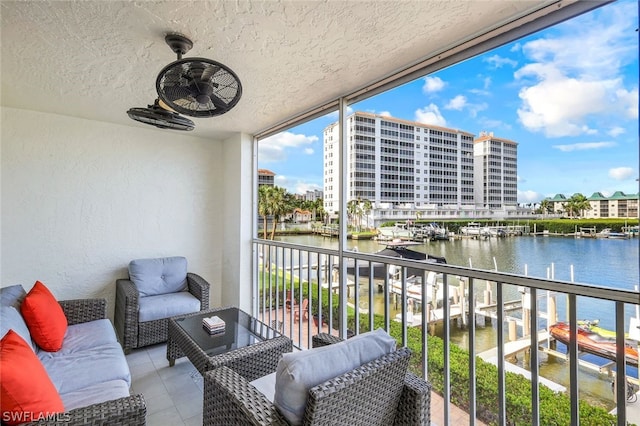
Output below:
[167,306,292,381]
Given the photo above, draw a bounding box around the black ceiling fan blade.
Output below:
[160,84,194,103]
[208,93,229,111]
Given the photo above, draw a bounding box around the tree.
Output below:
[269,186,288,240]
[564,193,591,218]
[360,198,372,230]
[258,185,274,239]
[539,199,552,216]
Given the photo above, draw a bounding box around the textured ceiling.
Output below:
[2,0,554,140]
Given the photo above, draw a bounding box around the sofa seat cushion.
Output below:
[129,256,188,297]
[55,319,118,355]
[274,329,396,425]
[0,285,27,309]
[39,341,131,394]
[138,292,201,322]
[1,306,36,352]
[60,379,130,411]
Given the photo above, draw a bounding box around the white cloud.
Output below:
[294,182,322,194]
[324,106,354,120]
[414,104,447,127]
[518,190,543,204]
[258,131,318,163]
[516,67,618,137]
[515,1,638,137]
[379,111,392,117]
[483,54,517,68]
[608,167,634,180]
[422,76,445,93]
[468,102,488,118]
[304,148,314,155]
[552,141,616,152]
[445,95,466,110]
[608,126,626,137]
[273,175,322,195]
[616,87,639,119]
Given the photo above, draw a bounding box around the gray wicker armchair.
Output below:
[115,258,210,353]
[203,333,431,426]
[23,298,147,426]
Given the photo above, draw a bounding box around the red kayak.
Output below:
[549,322,638,367]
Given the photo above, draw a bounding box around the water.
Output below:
[275,234,640,409]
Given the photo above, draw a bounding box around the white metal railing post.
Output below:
[338,97,348,339]
[496,281,506,425]
[443,273,450,425]
[615,301,627,426]
[530,288,540,426]
[468,277,476,426]
[568,294,579,425]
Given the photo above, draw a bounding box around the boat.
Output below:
[461,222,491,237]
[549,322,638,367]
[596,228,629,239]
[344,240,446,280]
[388,271,461,308]
[411,222,450,241]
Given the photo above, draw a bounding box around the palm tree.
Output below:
[269,186,289,240]
[360,198,372,230]
[347,199,359,231]
[564,194,591,218]
[258,185,274,239]
[539,199,552,216]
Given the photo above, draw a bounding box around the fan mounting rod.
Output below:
[165,34,193,60]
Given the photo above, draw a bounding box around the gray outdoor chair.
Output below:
[115,256,210,353]
[203,333,431,425]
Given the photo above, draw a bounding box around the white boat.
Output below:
[461,222,490,237]
[377,223,412,240]
[388,271,461,308]
[596,228,630,239]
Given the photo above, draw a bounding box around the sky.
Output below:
[258,1,639,204]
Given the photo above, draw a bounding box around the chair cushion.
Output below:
[20,281,68,352]
[129,256,188,297]
[251,372,277,403]
[0,330,65,426]
[0,306,36,352]
[138,292,201,322]
[273,328,396,425]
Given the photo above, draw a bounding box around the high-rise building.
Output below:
[473,132,518,209]
[323,112,477,214]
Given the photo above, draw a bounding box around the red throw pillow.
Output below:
[0,330,65,425]
[20,281,68,352]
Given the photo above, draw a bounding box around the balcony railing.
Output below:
[252,238,639,426]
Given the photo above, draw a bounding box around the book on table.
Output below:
[202,315,225,334]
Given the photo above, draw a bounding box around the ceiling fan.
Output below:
[156,33,243,118]
[127,99,195,131]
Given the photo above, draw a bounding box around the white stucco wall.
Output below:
[220,133,254,313]
[0,107,246,319]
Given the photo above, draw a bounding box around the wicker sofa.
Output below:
[0,284,146,426]
[203,331,431,426]
[114,256,210,353]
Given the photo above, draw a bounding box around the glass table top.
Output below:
[173,307,279,357]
